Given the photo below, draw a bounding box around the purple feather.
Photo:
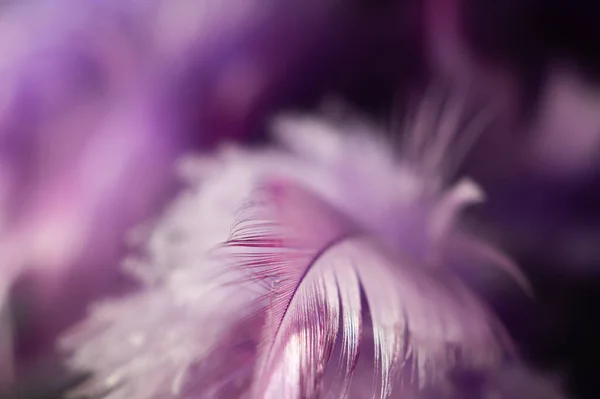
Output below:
[220,178,512,398]
[60,95,529,398]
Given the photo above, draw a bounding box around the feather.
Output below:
[60,93,528,398]
[222,178,512,398]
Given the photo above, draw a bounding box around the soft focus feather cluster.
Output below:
[59,97,542,398]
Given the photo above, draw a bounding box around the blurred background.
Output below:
[0,0,599,397]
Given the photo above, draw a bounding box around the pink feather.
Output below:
[60,94,529,398]
[220,178,513,398]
